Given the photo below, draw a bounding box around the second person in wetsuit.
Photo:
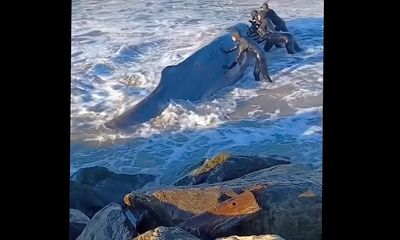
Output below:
[259,2,289,32]
[221,32,273,83]
[256,9,302,54]
[247,10,261,38]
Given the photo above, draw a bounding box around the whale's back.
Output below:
[106,23,251,129]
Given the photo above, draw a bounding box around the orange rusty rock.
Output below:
[179,191,261,239]
[208,191,261,217]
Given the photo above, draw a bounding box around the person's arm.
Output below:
[257,19,268,36]
[224,45,246,69]
[221,43,239,53]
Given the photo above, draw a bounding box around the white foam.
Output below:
[302,126,322,136]
[71,108,322,183]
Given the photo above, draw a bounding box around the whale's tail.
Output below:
[105,85,169,129]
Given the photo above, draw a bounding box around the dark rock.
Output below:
[224,164,322,240]
[69,209,90,240]
[71,166,156,203]
[174,153,291,186]
[77,203,137,240]
[133,226,201,240]
[70,166,156,217]
[123,193,175,234]
[173,159,207,186]
[70,181,106,218]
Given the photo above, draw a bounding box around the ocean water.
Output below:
[71,0,323,184]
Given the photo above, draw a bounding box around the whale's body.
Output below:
[106,23,252,129]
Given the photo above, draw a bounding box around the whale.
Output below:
[105,23,253,129]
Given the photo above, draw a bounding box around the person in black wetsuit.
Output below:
[247,10,261,38]
[259,2,289,32]
[221,32,273,83]
[256,4,302,54]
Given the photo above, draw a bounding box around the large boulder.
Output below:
[174,153,291,186]
[70,166,156,217]
[225,164,322,240]
[179,190,262,239]
[71,166,156,202]
[126,163,321,240]
[151,187,241,222]
[77,203,137,240]
[133,226,200,240]
[70,180,106,218]
[69,209,90,240]
[122,193,176,234]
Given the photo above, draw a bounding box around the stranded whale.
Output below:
[105,23,254,129]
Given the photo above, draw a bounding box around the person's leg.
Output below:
[266,32,300,54]
[254,62,261,81]
[281,32,302,52]
[264,40,274,52]
[293,38,303,52]
[258,58,273,82]
[284,35,296,54]
[269,33,296,54]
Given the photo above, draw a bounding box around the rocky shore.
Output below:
[70,153,321,240]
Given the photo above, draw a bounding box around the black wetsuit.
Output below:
[223,36,272,82]
[259,8,289,32]
[247,10,262,38]
[247,18,260,37]
[258,31,302,54]
[257,10,302,54]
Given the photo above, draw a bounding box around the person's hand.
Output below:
[256,38,264,43]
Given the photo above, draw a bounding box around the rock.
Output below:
[133,226,200,240]
[122,193,175,234]
[237,183,321,240]
[128,163,321,240]
[70,180,107,218]
[180,191,262,239]
[151,187,241,222]
[77,203,136,240]
[216,235,285,240]
[174,153,291,185]
[173,159,207,185]
[69,209,90,240]
[226,164,322,240]
[70,166,156,217]
[71,166,156,203]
